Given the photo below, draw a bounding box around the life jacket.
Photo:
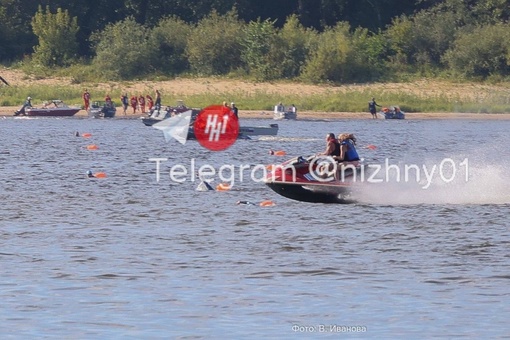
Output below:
[341,139,360,161]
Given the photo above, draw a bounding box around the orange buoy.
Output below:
[86,144,98,150]
[94,172,107,178]
[216,183,231,191]
[266,164,275,171]
[269,149,286,156]
[82,133,92,138]
[366,144,377,150]
[259,200,275,207]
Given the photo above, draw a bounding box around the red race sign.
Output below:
[193,105,239,151]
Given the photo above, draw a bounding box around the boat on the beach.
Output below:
[141,100,197,126]
[14,100,81,117]
[150,107,279,139]
[265,155,363,203]
[88,101,117,118]
[379,106,405,119]
[273,103,297,120]
[188,122,279,139]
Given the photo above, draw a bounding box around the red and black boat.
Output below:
[265,155,364,203]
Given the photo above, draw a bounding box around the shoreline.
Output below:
[2,106,510,120]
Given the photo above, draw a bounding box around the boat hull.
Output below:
[25,108,80,117]
[266,181,351,203]
[187,123,278,139]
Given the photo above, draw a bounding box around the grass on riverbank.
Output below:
[2,75,510,113]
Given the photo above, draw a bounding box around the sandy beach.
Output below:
[2,105,510,120]
[2,67,510,120]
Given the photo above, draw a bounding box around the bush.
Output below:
[150,16,192,75]
[91,17,155,80]
[300,22,351,83]
[442,24,510,78]
[186,10,245,75]
[31,6,79,67]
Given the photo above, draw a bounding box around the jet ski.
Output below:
[265,155,364,203]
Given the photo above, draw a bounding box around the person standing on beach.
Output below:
[82,89,91,111]
[120,93,129,115]
[146,94,154,111]
[130,95,138,114]
[368,97,380,119]
[231,102,238,119]
[138,94,146,113]
[155,90,161,109]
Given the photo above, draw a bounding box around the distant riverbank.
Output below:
[1,105,510,120]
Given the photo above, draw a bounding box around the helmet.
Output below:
[27,96,31,100]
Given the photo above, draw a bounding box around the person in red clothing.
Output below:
[82,89,91,111]
[130,95,138,114]
[138,94,146,113]
[146,94,154,111]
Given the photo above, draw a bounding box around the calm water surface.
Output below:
[1,116,509,338]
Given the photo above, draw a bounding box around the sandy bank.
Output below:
[1,105,510,120]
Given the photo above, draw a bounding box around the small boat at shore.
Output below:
[379,106,405,119]
[88,101,117,118]
[188,123,279,139]
[14,100,81,117]
[141,100,195,126]
[150,107,279,139]
[273,103,297,120]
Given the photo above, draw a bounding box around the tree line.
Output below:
[1,0,510,82]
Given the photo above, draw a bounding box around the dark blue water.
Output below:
[1,116,509,338]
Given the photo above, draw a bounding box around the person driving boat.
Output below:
[319,132,340,157]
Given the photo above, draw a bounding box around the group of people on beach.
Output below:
[82,89,162,115]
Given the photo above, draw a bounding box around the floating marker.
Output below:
[86,144,98,150]
[216,182,231,191]
[259,200,275,207]
[82,133,92,138]
[269,149,286,156]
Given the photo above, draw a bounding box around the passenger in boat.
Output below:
[318,133,341,157]
[231,102,238,119]
[368,97,380,119]
[334,133,360,162]
[16,96,32,115]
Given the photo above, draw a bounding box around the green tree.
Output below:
[150,16,192,75]
[31,6,79,67]
[278,14,316,78]
[91,17,155,79]
[442,23,510,79]
[240,19,280,80]
[186,10,245,75]
[301,22,352,83]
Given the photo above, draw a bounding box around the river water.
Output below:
[1,116,509,338]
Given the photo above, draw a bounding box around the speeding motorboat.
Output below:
[265,155,364,203]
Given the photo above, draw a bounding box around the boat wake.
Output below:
[354,155,510,205]
[258,136,320,142]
